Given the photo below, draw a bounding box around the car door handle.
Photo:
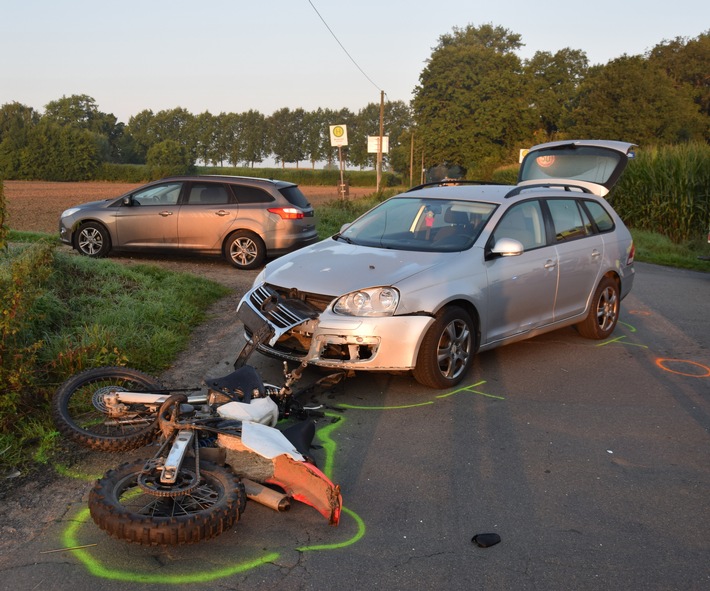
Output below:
[544,259,557,269]
[159,211,173,217]
[215,210,230,217]
[591,249,601,259]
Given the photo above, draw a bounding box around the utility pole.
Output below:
[376,90,384,193]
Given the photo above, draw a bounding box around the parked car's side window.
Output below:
[491,201,546,251]
[132,182,182,206]
[547,199,590,242]
[231,185,275,204]
[583,200,615,233]
[186,183,231,205]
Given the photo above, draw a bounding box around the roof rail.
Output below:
[504,182,593,199]
[406,179,504,193]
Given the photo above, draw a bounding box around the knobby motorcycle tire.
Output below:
[52,366,162,452]
[89,459,246,545]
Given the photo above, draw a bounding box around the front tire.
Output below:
[75,222,111,257]
[413,306,476,389]
[225,230,266,270]
[575,275,620,339]
[89,459,245,545]
[51,366,162,452]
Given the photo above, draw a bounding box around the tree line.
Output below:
[0,25,707,181]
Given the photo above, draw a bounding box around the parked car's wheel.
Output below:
[413,306,476,389]
[225,231,266,270]
[575,275,620,339]
[75,222,111,257]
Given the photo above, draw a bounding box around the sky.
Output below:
[1,0,708,125]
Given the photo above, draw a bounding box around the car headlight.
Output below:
[333,287,399,317]
[61,207,81,218]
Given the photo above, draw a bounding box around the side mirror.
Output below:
[122,196,133,206]
[490,238,524,257]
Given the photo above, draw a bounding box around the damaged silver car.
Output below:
[237,140,637,389]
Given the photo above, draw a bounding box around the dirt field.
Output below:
[3,180,374,234]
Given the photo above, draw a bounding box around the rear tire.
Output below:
[89,459,245,545]
[575,276,620,339]
[413,306,476,389]
[225,230,266,270]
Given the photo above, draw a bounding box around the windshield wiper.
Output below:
[335,233,355,244]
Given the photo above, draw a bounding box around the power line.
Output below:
[307,0,382,93]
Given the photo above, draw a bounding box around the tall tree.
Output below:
[412,24,529,176]
[524,48,588,141]
[647,32,710,121]
[568,55,707,144]
[0,102,39,178]
[240,110,267,167]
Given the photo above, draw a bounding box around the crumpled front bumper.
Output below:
[237,284,433,372]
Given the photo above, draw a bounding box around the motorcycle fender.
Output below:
[267,455,342,526]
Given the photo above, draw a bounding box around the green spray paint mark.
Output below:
[298,506,366,552]
[62,509,278,583]
[316,412,343,479]
[337,379,504,408]
[54,463,102,481]
[338,401,435,410]
[596,335,648,349]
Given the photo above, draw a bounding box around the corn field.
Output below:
[611,143,710,243]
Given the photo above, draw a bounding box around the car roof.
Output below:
[401,182,605,206]
[156,175,297,188]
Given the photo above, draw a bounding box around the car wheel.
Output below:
[75,222,111,257]
[225,231,266,270]
[413,306,476,389]
[575,276,620,339]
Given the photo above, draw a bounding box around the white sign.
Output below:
[329,124,348,147]
[367,136,389,154]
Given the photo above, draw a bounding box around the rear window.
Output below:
[520,146,623,186]
[279,186,311,208]
[230,185,274,204]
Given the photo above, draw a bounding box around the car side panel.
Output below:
[483,244,559,343]
[114,204,180,247]
[552,234,604,321]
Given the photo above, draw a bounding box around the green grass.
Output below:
[0,245,229,474]
[631,228,710,271]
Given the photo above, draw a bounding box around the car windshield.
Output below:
[337,197,497,252]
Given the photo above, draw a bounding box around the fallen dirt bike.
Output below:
[52,331,343,545]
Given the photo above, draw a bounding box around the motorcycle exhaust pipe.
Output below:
[242,478,290,512]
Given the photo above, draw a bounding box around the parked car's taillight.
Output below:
[268,207,304,220]
[627,242,636,265]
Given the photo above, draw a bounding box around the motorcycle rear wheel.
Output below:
[89,459,246,545]
[52,366,162,452]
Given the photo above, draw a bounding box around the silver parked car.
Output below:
[59,175,318,269]
[237,140,637,388]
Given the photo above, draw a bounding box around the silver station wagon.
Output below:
[59,175,318,270]
[237,140,637,388]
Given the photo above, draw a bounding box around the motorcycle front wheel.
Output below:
[89,459,246,545]
[52,366,163,452]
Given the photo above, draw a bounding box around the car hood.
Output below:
[261,238,444,296]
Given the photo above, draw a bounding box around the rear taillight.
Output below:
[627,241,636,265]
[268,207,304,220]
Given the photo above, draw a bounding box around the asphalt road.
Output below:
[1,262,708,591]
